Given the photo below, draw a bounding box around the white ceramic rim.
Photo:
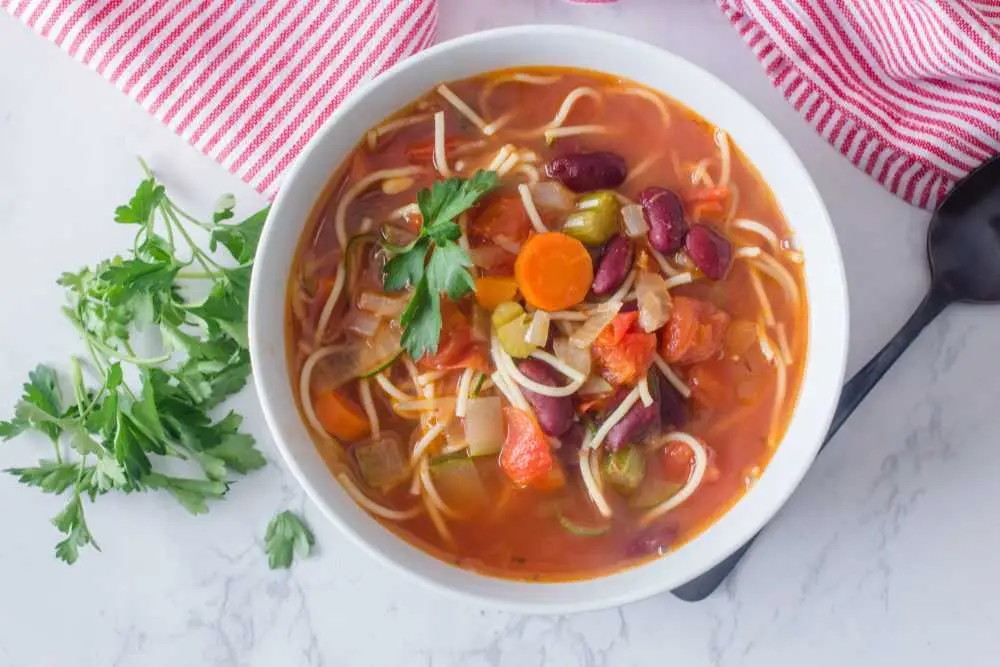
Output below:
[249,25,849,614]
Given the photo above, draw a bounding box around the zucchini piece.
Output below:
[600,446,646,493]
[431,457,489,510]
[629,478,683,509]
[556,510,610,537]
[354,434,408,491]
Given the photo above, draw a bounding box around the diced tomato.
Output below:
[531,461,566,492]
[684,186,730,204]
[468,194,533,246]
[592,315,657,386]
[608,312,639,345]
[660,296,730,365]
[500,407,553,487]
[419,304,490,373]
[687,360,734,409]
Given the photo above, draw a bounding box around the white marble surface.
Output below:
[2,1,999,665]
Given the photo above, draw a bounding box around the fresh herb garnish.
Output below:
[264,510,315,569]
[382,170,498,359]
[0,160,270,564]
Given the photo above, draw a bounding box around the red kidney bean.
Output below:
[605,388,661,452]
[591,235,633,296]
[555,422,585,468]
[685,224,734,280]
[626,524,679,557]
[517,359,574,437]
[640,187,688,254]
[545,152,627,192]
[657,374,688,429]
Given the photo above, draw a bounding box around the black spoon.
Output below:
[673,154,1000,602]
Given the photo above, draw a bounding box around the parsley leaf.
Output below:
[210,206,269,264]
[264,510,315,569]
[382,170,497,359]
[114,178,164,225]
[2,162,272,565]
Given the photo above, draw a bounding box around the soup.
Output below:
[286,67,807,581]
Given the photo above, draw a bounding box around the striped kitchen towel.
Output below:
[578,0,1000,209]
[3,1,999,208]
[0,0,438,196]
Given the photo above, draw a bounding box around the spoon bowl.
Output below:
[930,154,1000,303]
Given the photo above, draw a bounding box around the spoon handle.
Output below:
[672,284,951,602]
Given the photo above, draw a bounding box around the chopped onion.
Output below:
[635,270,672,332]
[529,181,576,211]
[622,204,649,238]
[343,309,381,337]
[359,291,409,318]
[464,396,505,456]
[570,302,622,349]
[524,310,551,347]
[552,337,592,377]
[493,235,522,254]
[578,375,613,396]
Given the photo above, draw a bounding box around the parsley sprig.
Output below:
[264,510,315,569]
[382,170,498,359]
[0,160,269,564]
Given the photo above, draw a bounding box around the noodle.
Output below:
[609,87,671,126]
[518,184,549,234]
[421,491,454,544]
[358,378,380,438]
[420,457,463,519]
[653,353,692,399]
[716,128,731,189]
[410,421,447,463]
[732,218,779,251]
[640,432,708,524]
[588,385,642,450]
[545,86,601,130]
[436,83,490,134]
[313,262,346,346]
[752,251,801,308]
[579,448,613,518]
[513,163,541,185]
[455,368,475,418]
[337,473,423,521]
[335,166,423,246]
[663,272,693,290]
[366,113,432,150]
[648,246,682,277]
[433,111,453,178]
[544,125,608,143]
[375,373,413,401]
[638,374,654,407]
[748,265,776,328]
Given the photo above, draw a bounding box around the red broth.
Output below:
[286,67,807,581]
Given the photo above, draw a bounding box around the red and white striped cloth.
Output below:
[0,0,437,196]
[3,1,999,209]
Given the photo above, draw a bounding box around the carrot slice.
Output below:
[475,276,518,311]
[313,389,370,442]
[514,232,593,311]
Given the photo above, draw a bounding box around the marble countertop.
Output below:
[2,1,998,665]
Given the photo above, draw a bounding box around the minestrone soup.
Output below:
[286,67,807,581]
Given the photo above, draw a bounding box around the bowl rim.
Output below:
[249,24,849,613]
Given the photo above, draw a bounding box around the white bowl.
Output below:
[249,25,849,613]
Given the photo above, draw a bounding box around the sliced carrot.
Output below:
[514,232,593,311]
[475,276,518,311]
[500,407,553,487]
[313,389,370,443]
